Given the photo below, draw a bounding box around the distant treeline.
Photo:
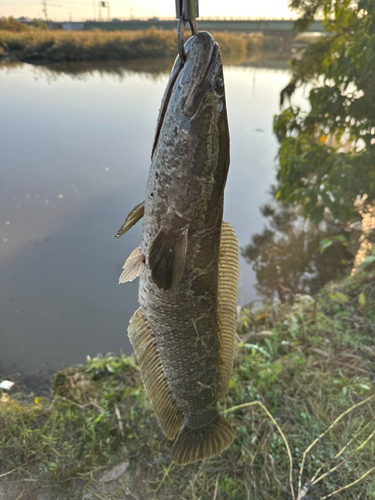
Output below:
[0,28,290,63]
[0,16,47,32]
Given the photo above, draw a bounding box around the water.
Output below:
[0,56,306,374]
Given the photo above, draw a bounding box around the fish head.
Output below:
[177,31,224,118]
[151,31,225,157]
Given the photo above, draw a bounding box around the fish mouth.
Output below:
[151,32,220,158]
[151,56,183,158]
[181,32,219,118]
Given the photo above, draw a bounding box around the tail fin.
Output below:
[172,414,235,465]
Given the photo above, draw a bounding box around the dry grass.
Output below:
[0,29,281,63]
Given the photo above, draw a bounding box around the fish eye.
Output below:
[214,78,224,96]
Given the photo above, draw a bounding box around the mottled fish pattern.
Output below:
[116,31,239,465]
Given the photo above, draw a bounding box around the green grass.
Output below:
[1,263,375,499]
[0,29,286,63]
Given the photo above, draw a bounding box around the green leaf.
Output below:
[244,344,272,358]
[94,413,105,424]
[334,234,347,244]
[319,237,333,253]
[360,255,375,267]
[329,292,349,303]
[358,293,366,307]
[359,384,370,391]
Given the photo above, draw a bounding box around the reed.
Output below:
[0,29,281,63]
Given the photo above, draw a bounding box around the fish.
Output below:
[115,30,239,465]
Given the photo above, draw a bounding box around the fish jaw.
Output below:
[151,31,223,157]
[179,31,220,118]
[170,31,222,121]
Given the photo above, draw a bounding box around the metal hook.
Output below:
[176,0,199,63]
[176,0,199,20]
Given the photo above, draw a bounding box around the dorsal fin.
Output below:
[128,308,183,439]
[119,246,145,284]
[114,201,145,239]
[217,222,239,399]
[149,227,188,290]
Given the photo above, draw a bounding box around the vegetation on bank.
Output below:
[1,261,375,499]
[0,28,290,63]
[0,17,48,32]
[274,0,375,224]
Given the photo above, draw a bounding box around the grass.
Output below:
[0,29,287,63]
[1,261,375,499]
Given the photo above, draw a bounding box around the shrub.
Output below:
[0,17,28,32]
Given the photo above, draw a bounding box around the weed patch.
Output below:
[1,266,375,498]
[0,29,283,63]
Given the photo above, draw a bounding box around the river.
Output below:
[0,55,308,373]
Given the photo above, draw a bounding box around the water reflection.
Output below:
[31,59,174,83]
[242,198,354,301]
[0,52,289,81]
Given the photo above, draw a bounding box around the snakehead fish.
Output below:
[115,31,239,465]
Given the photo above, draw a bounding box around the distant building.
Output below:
[47,21,84,31]
[44,18,324,34]
[17,17,32,23]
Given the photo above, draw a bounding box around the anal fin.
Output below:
[119,246,145,283]
[172,414,235,465]
[114,201,145,239]
[149,227,188,290]
[217,222,239,400]
[128,308,183,439]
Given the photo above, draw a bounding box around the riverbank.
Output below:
[0,29,291,63]
[1,261,375,499]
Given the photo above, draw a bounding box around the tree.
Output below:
[30,19,48,30]
[274,0,375,224]
[0,17,28,32]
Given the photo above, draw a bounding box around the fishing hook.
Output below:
[176,0,199,63]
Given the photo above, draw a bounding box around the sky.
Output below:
[0,0,296,22]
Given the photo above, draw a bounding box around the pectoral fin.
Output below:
[114,201,145,239]
[119,246,145,284]
[149,227,188,290]
[128,308,183,439]
[217,222,239,400]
